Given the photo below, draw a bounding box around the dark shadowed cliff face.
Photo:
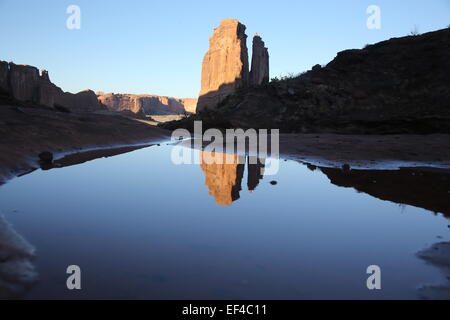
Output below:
[164,28,450,134]
[250,35,269,87]
[0,61,106,113]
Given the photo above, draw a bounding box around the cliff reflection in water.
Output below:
[200,151,265,206]
[317,166,450,217]
[199,149,450,215]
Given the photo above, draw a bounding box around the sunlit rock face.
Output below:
[97,93,143,114]
[249,35,269,86]
[97,93,198,115]
[180,98,198,114]
[196,19,249,112]
[190,28,450,134]
[200,152,265,206]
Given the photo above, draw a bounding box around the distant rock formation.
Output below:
[97,93,142,114]
[181,98,198,114]
[0,61,106,113]
[196,19,250,112]
[97,93,198,116]
[40,70,50,82]
[0,60,197,116]
[249,34,269,86]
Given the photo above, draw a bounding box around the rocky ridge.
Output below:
[0,61,105,113]
[164,28,450,134]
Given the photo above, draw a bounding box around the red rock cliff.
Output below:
[0,61,105,113]
[97,93,198,115]
[196,19,250,112]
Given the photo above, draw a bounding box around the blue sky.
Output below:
[0,0,449,98]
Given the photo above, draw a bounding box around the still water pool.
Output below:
[0,144,449,299]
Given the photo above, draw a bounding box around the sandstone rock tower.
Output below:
[249,34,269,86]
[196,19,269,112]
[196,19,250,112]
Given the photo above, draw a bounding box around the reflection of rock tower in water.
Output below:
[247,156,265,192]
[200,151,265,206]
[200,151,245,206]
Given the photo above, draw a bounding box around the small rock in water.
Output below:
[38,151,53,163]
[342,164,351,172]
[270,181,278,185]
[38,151,54,170]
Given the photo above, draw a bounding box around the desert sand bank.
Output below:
[2,107,450,186]
[0,105,170,184]
[279,133,450,169]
